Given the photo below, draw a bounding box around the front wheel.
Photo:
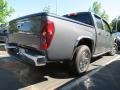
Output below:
[108,43,118,56]
[73,45,91,75]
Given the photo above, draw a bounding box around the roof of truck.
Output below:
[10,12,93,21]
[10,11,106,23]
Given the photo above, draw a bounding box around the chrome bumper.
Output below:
[5,45,46,66]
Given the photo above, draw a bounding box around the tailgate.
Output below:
[8,13,47,50]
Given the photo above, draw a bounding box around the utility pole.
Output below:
[56,0,58,14]
[116,17,118,32]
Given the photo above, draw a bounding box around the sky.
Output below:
[7,0,120,22]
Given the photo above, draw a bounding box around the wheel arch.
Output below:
[72,36,94,60]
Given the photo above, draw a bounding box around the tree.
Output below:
[42,5,50,13]
[111,18,117,29]
[0,23,8,30]
[89,1,109,21]
[0,0,14,24]
[111,17,120,32]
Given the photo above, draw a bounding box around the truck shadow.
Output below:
[0,56,48,87]
[0,55,102,87]
[0,54,119,89]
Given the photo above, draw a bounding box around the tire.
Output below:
[108,43,118,56]
[6,48,19,56]
[73,45,91,75]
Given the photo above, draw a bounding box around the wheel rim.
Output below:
[79,50,90,72]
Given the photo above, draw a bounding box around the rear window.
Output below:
[17,21,32,32]
[64,12,93,26]
[94,15,103,30]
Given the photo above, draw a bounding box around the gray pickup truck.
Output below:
[6,12,117,75]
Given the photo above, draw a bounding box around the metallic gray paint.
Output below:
[7,12,114,62]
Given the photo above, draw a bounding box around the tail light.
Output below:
[67,13,77,16]
[40,20,54,50]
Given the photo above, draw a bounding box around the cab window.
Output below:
[103,20,111,32]
[94,15,104,30]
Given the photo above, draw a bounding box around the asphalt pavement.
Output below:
[0,68,23,90]
[0,45,120,90]
[57,57,120,90]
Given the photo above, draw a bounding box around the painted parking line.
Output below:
[67,55,120,86]
[0,43,5,45]
[0,51,8,56]
[19,55,120,90]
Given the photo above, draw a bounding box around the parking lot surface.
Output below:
[0,45,120,90]
[57,57,120,90]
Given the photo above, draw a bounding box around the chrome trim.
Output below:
[19,49,46,66]
[6,45,46,66]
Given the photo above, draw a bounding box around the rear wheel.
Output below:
[73,45,91,75]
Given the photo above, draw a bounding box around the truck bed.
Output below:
[8,13,47,50]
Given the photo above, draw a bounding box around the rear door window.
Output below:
[17,21,32,32]
[102,20,111,32]
[94,15,103,30]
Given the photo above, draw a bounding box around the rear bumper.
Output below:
[5,44,46,66]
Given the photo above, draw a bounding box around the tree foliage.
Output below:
[0,0,14,23]
[89,1,109,21]
[42,5,50,13]
[0,23,8,30]
[111,17,120,32]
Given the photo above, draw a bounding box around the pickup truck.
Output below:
[6,12,117,75]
